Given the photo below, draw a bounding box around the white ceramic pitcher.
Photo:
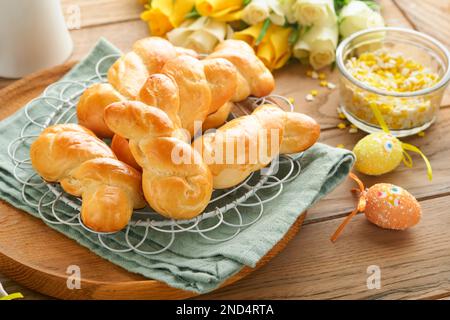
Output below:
[0,0,73,78]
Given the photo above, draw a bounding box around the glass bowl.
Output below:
[336,27,450,137]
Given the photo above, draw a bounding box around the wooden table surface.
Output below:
[1,0,450,300]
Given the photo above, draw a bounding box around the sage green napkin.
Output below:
[0,38,355,294]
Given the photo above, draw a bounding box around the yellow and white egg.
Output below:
[353,132,403,176]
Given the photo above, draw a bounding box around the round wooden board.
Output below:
[0,63,306,300]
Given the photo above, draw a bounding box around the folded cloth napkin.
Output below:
[0,38,355,294]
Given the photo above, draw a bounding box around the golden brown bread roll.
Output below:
[104,101,213,220]
[77,37,196,138]
[203,102,234,131]
[30,124,146,232]
[207,40,275,102]
[201,58,238,114]
[160,55,237,136]
[77,83,125,138]
[110,72,235,170]
[107,51,150,99]
[111,134,141,171]
[194,105,320,189]
[77,38,272,138]
[280,112,321,154]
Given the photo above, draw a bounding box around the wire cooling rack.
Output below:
[7,54,303,255]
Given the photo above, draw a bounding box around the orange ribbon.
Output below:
[330,173,367,242]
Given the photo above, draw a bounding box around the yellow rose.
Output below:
[196,0,244,22]
[234,22,293,70]
[141,0,195,36]
[167,17,233,54]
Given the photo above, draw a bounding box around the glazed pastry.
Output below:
[30,124,146,232]
[194,105,320,189]
[104,101,213,220]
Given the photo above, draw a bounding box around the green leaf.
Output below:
[255,18,271,46]
[288,25,300,45]
[334,0,350,13]
[243,0,252,6]
[185,7,200,19]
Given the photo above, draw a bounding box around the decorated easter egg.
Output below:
[365,183,421,230]
[353,132,403,175]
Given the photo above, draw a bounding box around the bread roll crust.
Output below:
[196,105,320,189]
[30,124,145,233]
[161,55,212,137]
[76,83,124,138]
[208,40,275,101]
[104,101,213,219]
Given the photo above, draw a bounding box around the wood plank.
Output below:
[380,0,414,28]
[68,19,148,61]
[201,195,450,300]
[394,0,450,48]
[61,0,142,29]
[0,273,48,300]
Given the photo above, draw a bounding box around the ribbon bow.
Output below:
[330,172,367,242]
[369,103,433,181]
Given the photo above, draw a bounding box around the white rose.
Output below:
[242,0,285,26]
[167,17,233,54]
[293,0,336,26]
[279,0,297,24]
[339,0,385,39]
[294,22,338,69]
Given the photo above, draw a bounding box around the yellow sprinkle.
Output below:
[418,131,425,137]
[350,124,357,129]
[318,72,326,80]
[337,123,347,129]
[306,70,313,77]
[338,112,346,119]
[336,144,345,149]
[320,80,328,87]
[349,127,358,134]
[288,97,295,104]
[311,90,318,96]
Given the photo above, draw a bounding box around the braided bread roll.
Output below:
[207,40,275,102]
[77,38,274,139]
[30,124,146,232]
[194,105,320,189]
[104,101,213,220]
[77,37,197,138]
